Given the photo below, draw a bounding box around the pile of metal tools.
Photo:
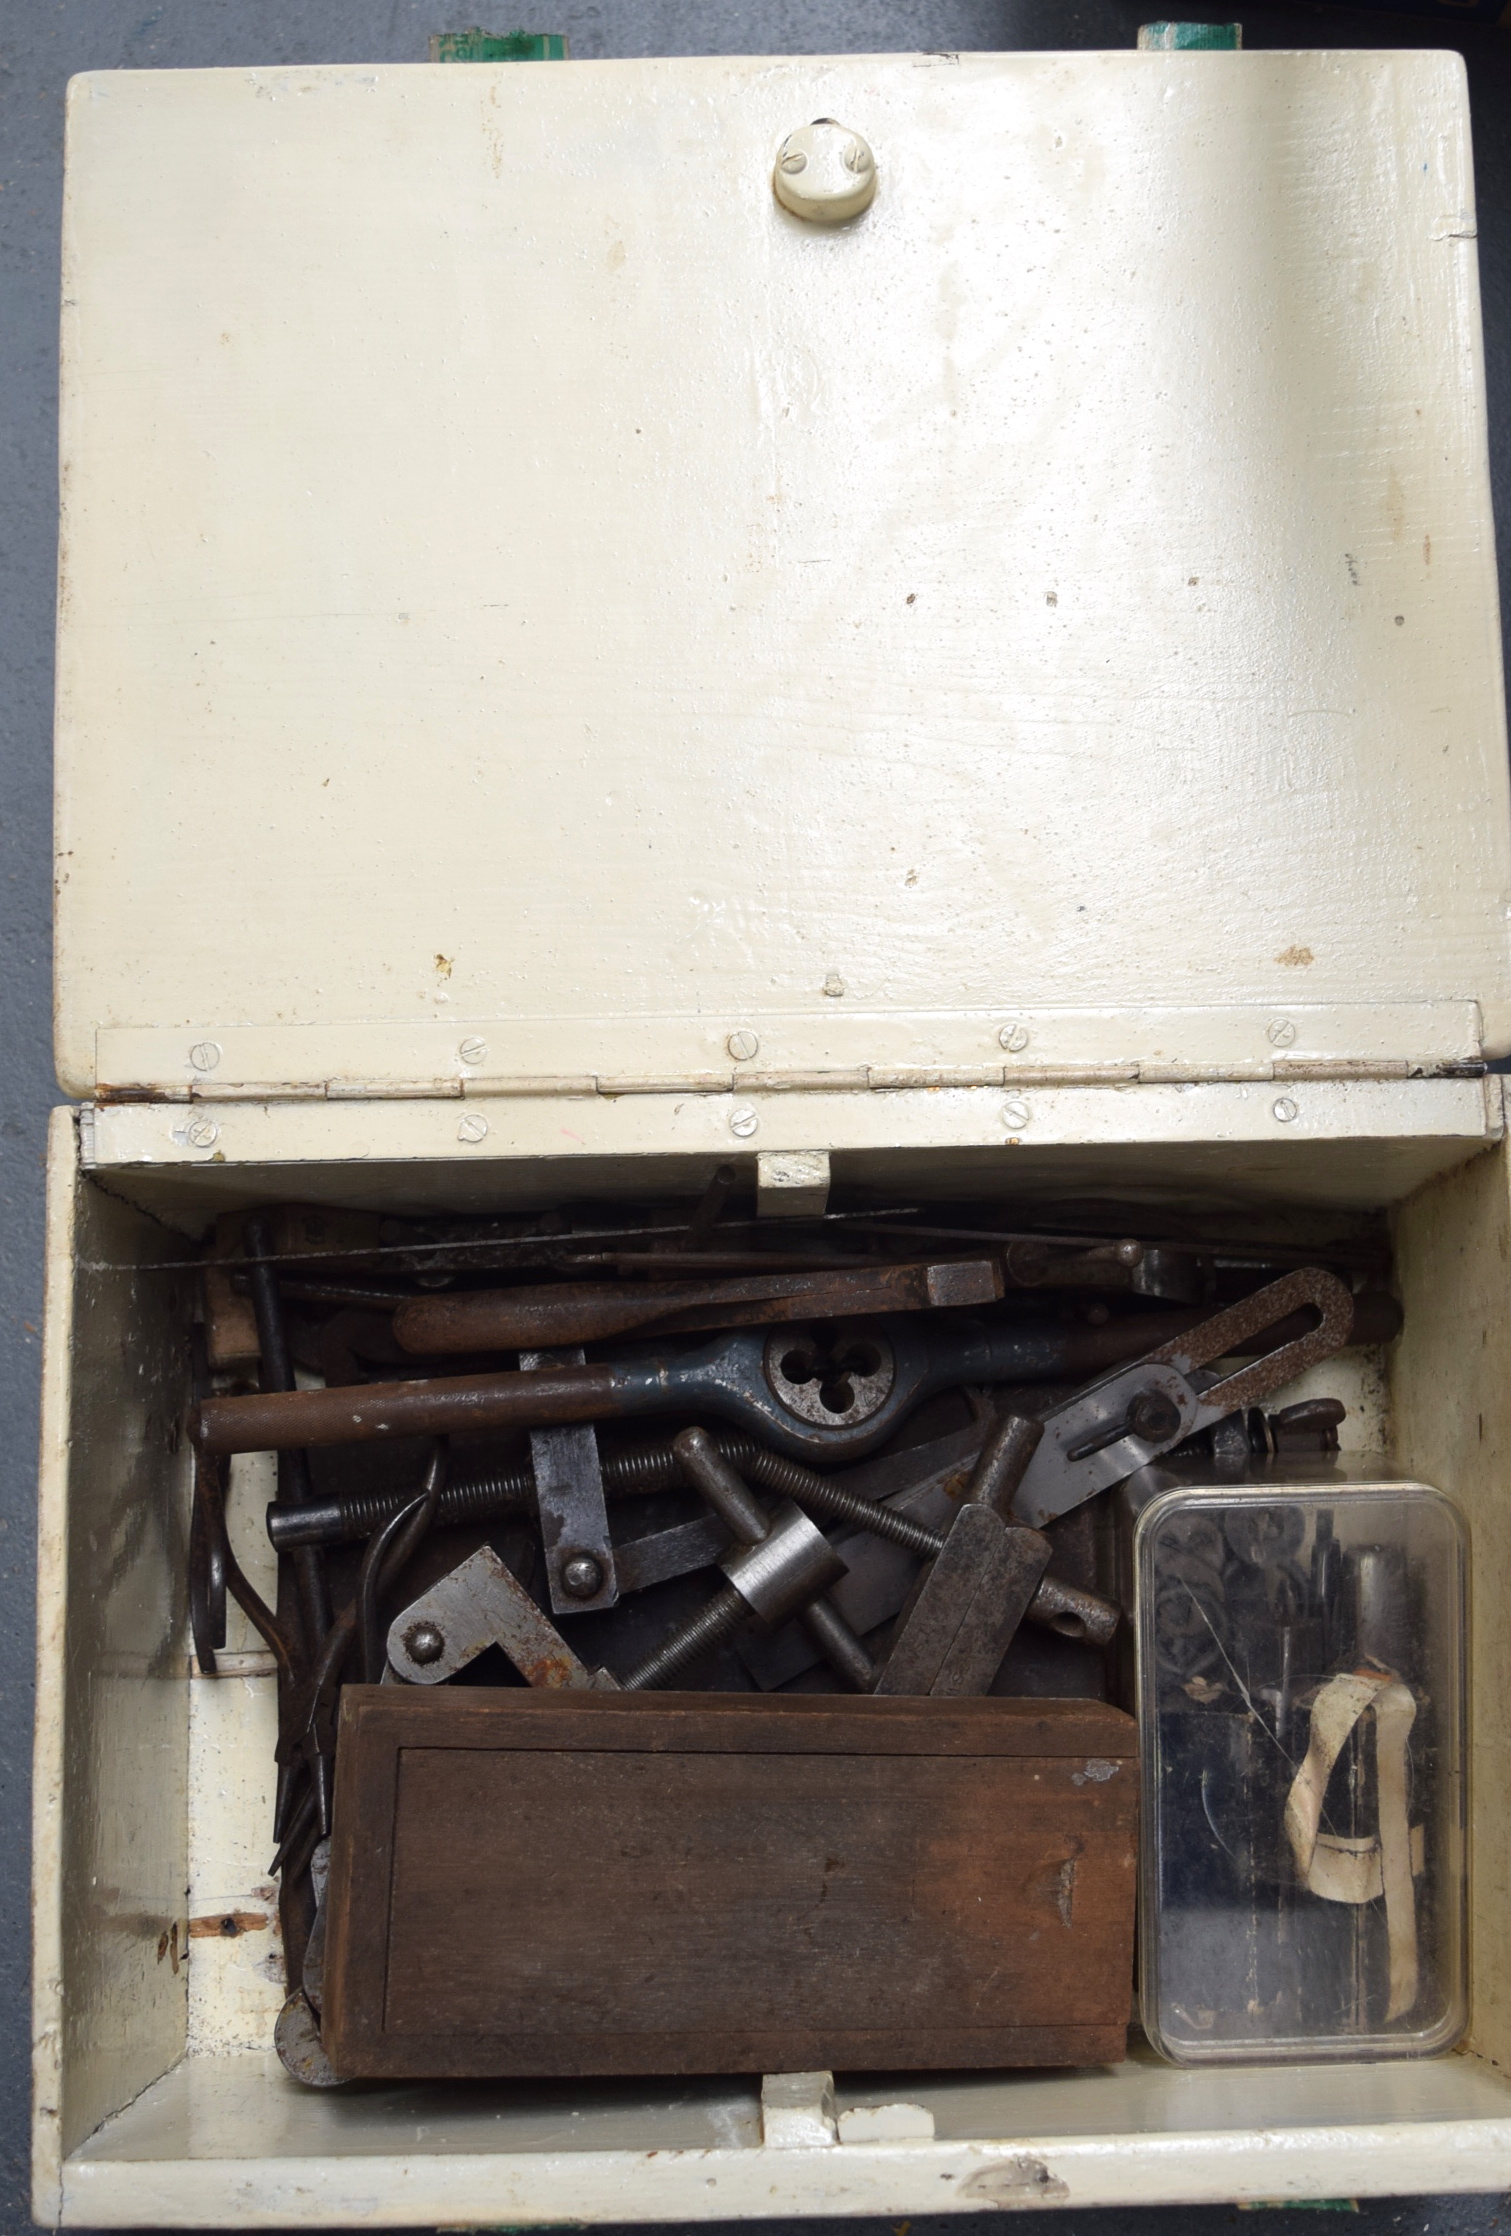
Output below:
[184,1173,1400,2074]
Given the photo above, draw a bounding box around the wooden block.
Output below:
[203,1201,385,1370]
[322,1689,1137,2080]
[203,1213,259,1370]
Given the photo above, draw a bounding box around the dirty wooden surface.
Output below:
[323,1690,1137,2079]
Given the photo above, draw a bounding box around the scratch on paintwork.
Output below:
[959,2154,1070,2205]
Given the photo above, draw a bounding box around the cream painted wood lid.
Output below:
[54,51,1511,1100]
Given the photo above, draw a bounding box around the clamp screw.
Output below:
[189,1040,221,1073]
[727,1029,760,1062]
[458,1036,488,1067]
[186,1116,220,1150]
[559,1553,606,1600]
[999,1023,1030,1053]
[404,1621,446,1665]
[1128,1392,1183,1443]
[458,1111,489,1144]
[730,1105,759,1139]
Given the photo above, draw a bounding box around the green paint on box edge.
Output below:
[431,27,569,60]
[1138,21,1243,47]
[1237,2203,1360,2215]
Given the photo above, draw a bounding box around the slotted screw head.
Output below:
[1272,1097,1300,1125]
[1002,1096,1031,1132]
[727,1029,760,1062]
[457,1111,489,1143]
[404,1621,445,1665]
[773,119,878,224]
[999,1023,1030,1053]
[559,1553,606,1600]
[730,1105,759,1139]
[458,1036,487,1067]
[186,1116,220,1150]
[1267,1018,1297,1047]
[189,1040,221,1072]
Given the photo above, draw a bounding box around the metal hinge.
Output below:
[89,1055,1490,1108]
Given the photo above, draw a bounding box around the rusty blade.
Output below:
[392,1257,1003,1356]
[1149,1267,1356,1417]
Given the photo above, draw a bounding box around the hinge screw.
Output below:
[999,1023,1030,1053]
[458,1036,487,1067]
[727,1029,760,1062]
[1272,1097,1300,1124]
[458,1111,489,1143]
[186,1116,220,1149]
[1267,1018,1297,1047]
[189,1041,221,1072]
[1002,1097,1031,1132]
[730,1105,759,1139]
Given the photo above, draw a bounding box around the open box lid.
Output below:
[54,49,1511,1103]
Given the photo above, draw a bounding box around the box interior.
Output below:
[35,1110,1511,2221]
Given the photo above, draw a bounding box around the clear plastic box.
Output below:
[1133,1472,1467,2065]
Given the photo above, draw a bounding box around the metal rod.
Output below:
[617,1587,750,1690]
[244,1213,330,1649]
[267,1431,942,1557]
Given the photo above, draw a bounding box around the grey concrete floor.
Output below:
[5,1,1511,2231]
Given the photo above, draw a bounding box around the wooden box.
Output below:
[322,1690,1138,2080]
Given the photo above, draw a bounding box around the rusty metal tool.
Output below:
[245,1211,331,1655]
[739,1422,1122,1693]
[610,1513,735,1594]
[873,1415,1053,1697]
[1007,1268,1355,1529]
[269,1430,936,1555]
[615,1454,852,1692]
[294,1442,449,1834]
[672,1426,877,1691]
[520,1347,619,1614]
[391,1255,1003,1356]
[199,1274,1372,1465]
[997,1237,1200,1302]
[387,1546,618,1690]
[266,1421,1102,1640]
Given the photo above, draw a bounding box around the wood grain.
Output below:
[323,1689,1137,2079]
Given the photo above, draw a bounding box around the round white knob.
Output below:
[773,119,877,225]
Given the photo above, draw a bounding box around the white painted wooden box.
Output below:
[36,46,1511,2224]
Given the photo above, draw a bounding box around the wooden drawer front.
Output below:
[323,1691,1137,2079]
